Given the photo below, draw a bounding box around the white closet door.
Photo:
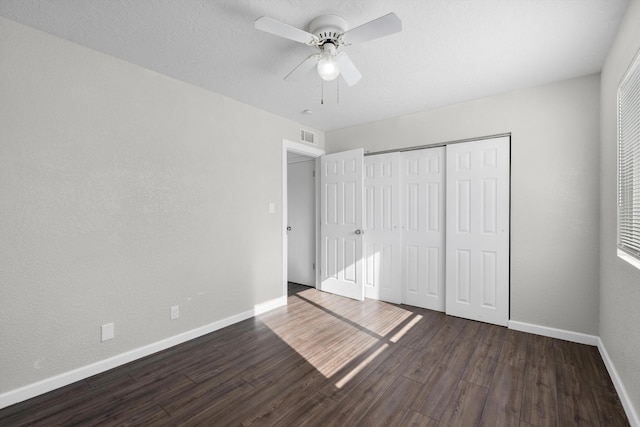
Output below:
[363,153,401,303]
[445,137,510,326]
[400,148,446,311]
[319,149,365,301]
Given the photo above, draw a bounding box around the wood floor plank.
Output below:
[0,283,629,426]
[401,320,462,383]
[360,302,414,336]
[461,324,507,387]
[556,362,600,426]
[581,345,617,390]
[438,379,489,426]
[401,409,440,426]
[321,346,420,425]
[326,374,399,426]
[396,309,445,350]
[128,345,226,384]
[357,376,424,426]
[241,369,329,426]
[272,392,338,427]
[160,377,254,424]
[329,350,419,424]
[554,339,586,369]
[479,361,525,427]
[520,334,559,427]
[207,356,320,426]
[26,375,139,425]
[411,321,486,420]
[410,364,467,421]
[317,340,401,401]
[591,382,630,426]
[185,331,293,384]
[56,373,194,426]
[499,328,530,368]
[0,380,94,426]
[93,403,170,426]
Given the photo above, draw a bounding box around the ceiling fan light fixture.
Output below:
[317,55,339,81]
[317,43,339,81]
[255,12,402,87]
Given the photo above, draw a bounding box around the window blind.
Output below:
[618,51,640,258]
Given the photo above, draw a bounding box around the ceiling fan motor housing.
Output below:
[308,14,348,47]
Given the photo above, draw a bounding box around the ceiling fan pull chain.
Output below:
[337,78,340,104]
[321,80,324,105]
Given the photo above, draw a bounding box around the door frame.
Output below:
[282,139,325,298]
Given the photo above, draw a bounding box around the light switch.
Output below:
[101,323,114,342]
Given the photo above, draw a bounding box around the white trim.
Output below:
[0,296,286,410]
[282,139,325,297]
[617,248,640,271]
[598,338,640,427]
[507,320,599,345]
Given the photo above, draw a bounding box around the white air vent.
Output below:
[300,129,315,144]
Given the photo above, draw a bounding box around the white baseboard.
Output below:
[597,338,640,427]
[507,320,599,345]
[0,295,287,410]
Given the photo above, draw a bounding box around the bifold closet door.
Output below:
[445,137,510,326]
[400,148,446,311]
[363,153,401,303]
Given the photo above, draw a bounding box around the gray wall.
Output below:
[326,74,601,336]
[600,0,640,417]
[0,17,321,395]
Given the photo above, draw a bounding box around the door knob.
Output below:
[287,226,292,231]
[355,229,364,235]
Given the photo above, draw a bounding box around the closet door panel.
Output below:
[400,147,446,311]
[362,153,401,303]
[445,137,510,326]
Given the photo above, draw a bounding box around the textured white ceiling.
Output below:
[0,0,630,131]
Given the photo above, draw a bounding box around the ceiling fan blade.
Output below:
[343,12,402,44]
[284,54,319,82]
[337,53,362,87]
[255,16,319,45]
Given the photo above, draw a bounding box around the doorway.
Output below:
[281,139,325,298]
[287,154,315,286]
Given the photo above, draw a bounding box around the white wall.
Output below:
[0,17,322,398]
[600,0,640,419]
[326,74,601,336]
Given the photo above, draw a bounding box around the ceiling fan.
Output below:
[255,12,402,87]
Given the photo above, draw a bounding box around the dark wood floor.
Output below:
[0,283,629,426]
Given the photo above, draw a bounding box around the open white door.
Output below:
[319,149,365,301]
[445,136,510,326]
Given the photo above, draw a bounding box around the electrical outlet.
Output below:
[171,305,179,320]
[101,323,114,342]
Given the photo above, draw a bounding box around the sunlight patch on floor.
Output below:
[334,343,389,389]
[261,287,422,387]
[390,314,423,343]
